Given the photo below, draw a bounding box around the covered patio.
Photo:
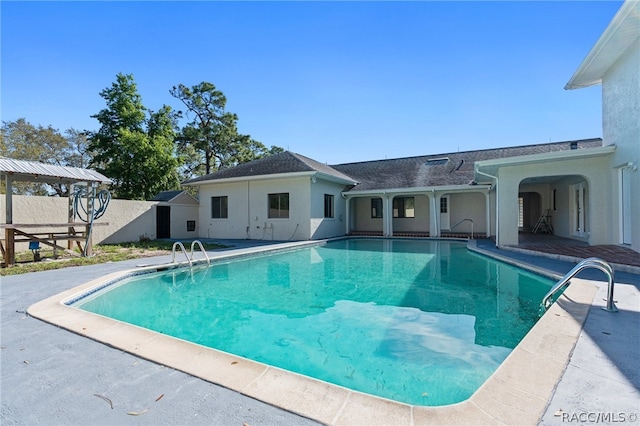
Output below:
[0,157,112,266]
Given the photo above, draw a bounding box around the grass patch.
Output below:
[1,240,227,276]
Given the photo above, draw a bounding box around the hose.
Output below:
[73,187,111,256]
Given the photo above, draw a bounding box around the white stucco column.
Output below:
[344,196,350,235]
[429,192,439,237]
[484,189,491,238]
[383,195,392,236]
[497,173,519,246]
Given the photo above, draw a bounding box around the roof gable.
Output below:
[182,151,356,185]
[150,190,198,204]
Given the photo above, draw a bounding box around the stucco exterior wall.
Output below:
[0,195,161,251]
[196,176,312,241]
[309,178,348,239]
[496,155,612,246]
[602,38,640,251]
[390,194,430,233]
[352,197,383,232]
[167,204,200,240]
[446,192,487,235]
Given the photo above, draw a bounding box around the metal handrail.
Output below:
[171,241,192,271]
[190,240,210,266]
[450,218,474,239]
[542,257,617,312]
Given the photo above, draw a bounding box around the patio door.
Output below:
[571,183,587,237]
[440,195,450,230]
[156,206,171,239]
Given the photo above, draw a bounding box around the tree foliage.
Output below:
[170,82,283,179]
[0,118,89,196]
[89,73,180,200]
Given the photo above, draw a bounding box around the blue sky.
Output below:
[1,1,623,165]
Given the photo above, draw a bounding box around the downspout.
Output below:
[475,167,499,247]
[247,180,251,239]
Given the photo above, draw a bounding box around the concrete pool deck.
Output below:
[1,238,639,425]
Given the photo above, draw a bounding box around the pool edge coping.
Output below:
[27,239,599,425]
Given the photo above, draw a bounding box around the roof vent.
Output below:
[426,157,449,165]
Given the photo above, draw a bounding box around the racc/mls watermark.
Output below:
[555,411,639,423]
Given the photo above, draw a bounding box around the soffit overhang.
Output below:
[474,145,616,178]
[565,1,640,89]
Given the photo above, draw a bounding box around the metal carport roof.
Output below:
[0,157,112,185]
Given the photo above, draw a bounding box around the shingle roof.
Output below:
[149,190,186,202]
[182,151,357,185]
[181,138,604,192]
[332,138,603,192]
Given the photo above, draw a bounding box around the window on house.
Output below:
[211,196,228,219]
[324,194,334,218]
[269,193,289,218]
[440,197,448,213]
[518,197,524,228]
[187,220,196,231]
[393,197,415,218]
[371,198,383,218]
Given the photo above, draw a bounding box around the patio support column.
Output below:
[429,191,439,237]
[383,195,392,236]
[430,191,440,237]
[344,196,350,235]
[5,175,13,225]
[484,189,491,238]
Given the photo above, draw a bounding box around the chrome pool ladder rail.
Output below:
[190,240,211,266]
[171,241,192,271]
[450,218,474,239]
[542,257,617,312]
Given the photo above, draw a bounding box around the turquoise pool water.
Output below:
[74,239,553,406]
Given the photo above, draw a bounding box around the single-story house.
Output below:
[183,0,639,254]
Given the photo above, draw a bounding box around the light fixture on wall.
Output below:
[311,176,317,183]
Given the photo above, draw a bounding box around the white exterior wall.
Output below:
[352,197,383,232]
[0,195,161,250]
[602,38,640,251]
[496,155,612,246]
[168,204,200,239]
[197,181,250,239]
[197,176,312,241]
[448,192,486,235]
[309,178,348,239]
[391,194,430,233]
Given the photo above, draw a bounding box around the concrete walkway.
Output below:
[472,240,640,425]
[1,239,639,425]
[1,244,322,426]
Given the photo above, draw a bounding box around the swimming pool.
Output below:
[70,238,553,406]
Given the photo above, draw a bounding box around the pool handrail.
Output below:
[171,241,192,271]
[542,257,617,312]
[450,218,474,239]
[190,240,211,266]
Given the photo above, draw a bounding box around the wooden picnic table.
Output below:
[0,222,108,267]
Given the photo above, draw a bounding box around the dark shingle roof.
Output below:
[332,138,603,192]
[181,138,603,191]
[149,190,186,202]
[182,151,356,185]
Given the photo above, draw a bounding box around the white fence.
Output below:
[0,195,200,252]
